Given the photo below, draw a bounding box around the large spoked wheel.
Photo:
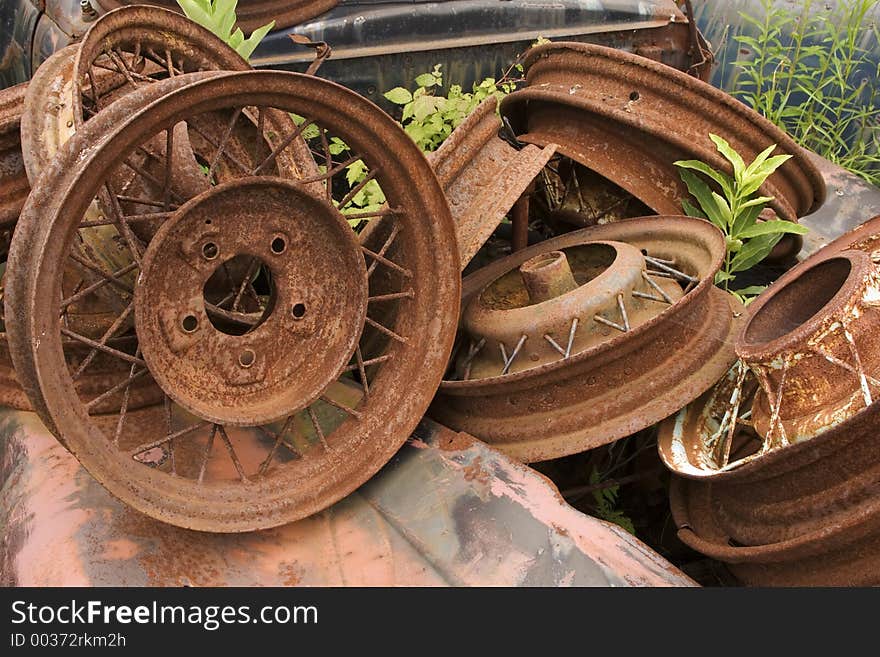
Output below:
[6,71,459,532]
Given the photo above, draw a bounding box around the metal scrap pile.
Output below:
[2,4,878,587]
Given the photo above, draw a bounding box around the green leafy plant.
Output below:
[176,0,274,61]
[589,468,635,536]
[382,64,520,152]
[675,134,808,303]
[730,0,880,185]
[328,64,522,222]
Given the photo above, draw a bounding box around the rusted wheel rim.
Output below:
[21,6,251,184]
[502,42,826,222]
[659,221,880,481]
[0,82,28,229]
[6,71,459,531]
[92,0,339,31]
[430,216,741,462]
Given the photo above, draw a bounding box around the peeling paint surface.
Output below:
[0,411,692,587]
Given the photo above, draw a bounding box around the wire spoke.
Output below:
[257,416,298,476]
[85,367,148,412]
[62,259,137,309]
[307,406,330,450]
[198,425,218,484]
[364,316,408,344]
[365,222,401,279]
[129,421,208,458]
[102,182,145,265]
[187,122,252,174]
[336,168,378,210]
[207,107,243,180]
[252,118,316,174]
[61,327,145,366]
[367,290,414,303]
[319,395,363,419]
[217,426,249,483]
[71,302,134,380]
[111,349,141,446]
[342,353,393,372]
[360,245,412,278]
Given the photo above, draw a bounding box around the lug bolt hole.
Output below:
[181,315,199,333]
[291,303,306,320]
[271,236,287,254]
[238,348,256,368]
[202,242,219,260]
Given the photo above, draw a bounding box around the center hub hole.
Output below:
[203,254,276,336]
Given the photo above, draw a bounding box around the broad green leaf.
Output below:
[710,134,746,181]
[734,285,768,298]
[730,201,764,237]
[711,191,734,228]
[415,73,439,88]
[738,219,809,238]
[736,195,776,212]
[729,233,784,273]
[743,143,777,179]
[674,159,734,198]
[237,21,274,60]
[678,169,727,229]
[681,199,706,219]
[345,160,366,187]
[215,0,238,40]
[177,0,214,27]
[384,87,413,105]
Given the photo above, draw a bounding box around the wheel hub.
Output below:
[135,178,368,425]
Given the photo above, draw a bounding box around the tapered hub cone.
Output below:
[431,216,741,462]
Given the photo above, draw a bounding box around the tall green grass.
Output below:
[731,0,880,186]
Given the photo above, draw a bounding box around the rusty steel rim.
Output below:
[21,6,251,184]
[501,42,826,222]
[92,0,339,31]
[659,220,880,481]
[6,70,459,532]
[662,220,880,585]
[669,475,880,586]
[430,216,741,463]
[0,82,29,229]
[427,97,556,267]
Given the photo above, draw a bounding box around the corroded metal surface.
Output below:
[428,97,556,267]
[92,0,340,32]
[662,224,880,585]
[501,42,826,223]
[431,216,742,463]
[660,220,880,479]
[0,82,28,229]
[6,70,460,532]
[0,411,693,586]
[21,6,251,184]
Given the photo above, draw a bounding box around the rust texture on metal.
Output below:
[92,0,340,32]
[660,218,880,479]
[21,6,251,183]
[5,70,460,532]
[427,97,556,267]
[430,216,743,463]
[660,217,880,585]
[0,82,29,229]
[0,411,693,586]
[501,42,826,223]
